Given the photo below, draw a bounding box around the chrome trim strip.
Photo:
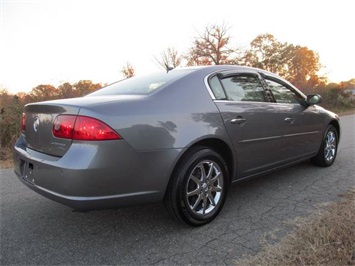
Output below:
[214,99,301,105]
[238,131,320,144]
[283,131,320,138]
[238,135,282,143]
[214,99,274,104]
[204,71,219,100]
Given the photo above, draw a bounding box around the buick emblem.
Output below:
[33,116,40,132]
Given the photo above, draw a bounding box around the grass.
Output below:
[235,189,355,266]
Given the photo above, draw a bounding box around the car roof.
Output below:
[172,65,296,89]
[172,65,275,77]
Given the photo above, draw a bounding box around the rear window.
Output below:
[87,69,193,96]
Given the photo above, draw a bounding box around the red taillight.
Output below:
[53,115,121,141]
[53,115,76,139]
[21,113,26,132]
[73,116,121,140]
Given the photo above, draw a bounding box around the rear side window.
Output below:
[88,70,193,96]
[220,75,266,102]
[209,75,227,100]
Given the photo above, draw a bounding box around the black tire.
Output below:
[311,125,338,167]
[164,146,229,226]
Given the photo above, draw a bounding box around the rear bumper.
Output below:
[15,174,162,210]
[13,136,180,210]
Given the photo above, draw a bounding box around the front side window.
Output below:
[266,79,303,104]
[220,75,266,102]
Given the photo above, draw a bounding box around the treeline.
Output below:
[20,80,103,103]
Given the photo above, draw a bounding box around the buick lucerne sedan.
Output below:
[14,65,340,226]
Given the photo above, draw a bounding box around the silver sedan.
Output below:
[14,65,340,226]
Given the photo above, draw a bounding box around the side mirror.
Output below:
[306,94,322,105]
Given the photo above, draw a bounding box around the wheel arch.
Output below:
[164,137,235,199]
[191,138,235,183]
[329,119,340,142]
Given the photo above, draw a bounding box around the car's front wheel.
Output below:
[311,125,338,167]
[164,147,228,226]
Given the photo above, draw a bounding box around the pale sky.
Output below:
[1,0,354,94]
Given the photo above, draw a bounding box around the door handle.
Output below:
[231,117,247,125]
[284,117,295,124]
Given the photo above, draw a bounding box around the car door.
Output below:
[208,71,286,178]
[262,75,323,161]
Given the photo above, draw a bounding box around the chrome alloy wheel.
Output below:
[185,160,224,216]
[324,130,337,163]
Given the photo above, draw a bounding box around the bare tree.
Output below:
[185,23,236,66]
[154,47,182,72]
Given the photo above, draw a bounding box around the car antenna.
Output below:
[167,67,174,73]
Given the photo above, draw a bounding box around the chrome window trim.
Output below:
[204,71,221,100]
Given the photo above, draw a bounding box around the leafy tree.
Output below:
[121,62,135,78]
[58,82,74,98]
[72,80,102,97]
[16,92,33,105]
[185,23,236,66]
[240,33,290,76]
[286,45,325,90]
[326,79,355,90]
[241,33,325,91]
[154,47,182,72]
[30,84,59,102]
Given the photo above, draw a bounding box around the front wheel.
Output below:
[311,125,338,167]
[164,147,229,226]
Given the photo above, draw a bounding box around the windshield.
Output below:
[87,69,194,96]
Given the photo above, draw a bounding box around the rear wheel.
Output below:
[311,125,338,167]
[164,147,228,226]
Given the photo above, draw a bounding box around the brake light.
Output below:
[53,115,121,141]
[21,113,26,132]
[73,116,121,140]
[53,115,76,139]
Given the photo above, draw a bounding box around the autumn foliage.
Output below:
[240,33,325,91]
